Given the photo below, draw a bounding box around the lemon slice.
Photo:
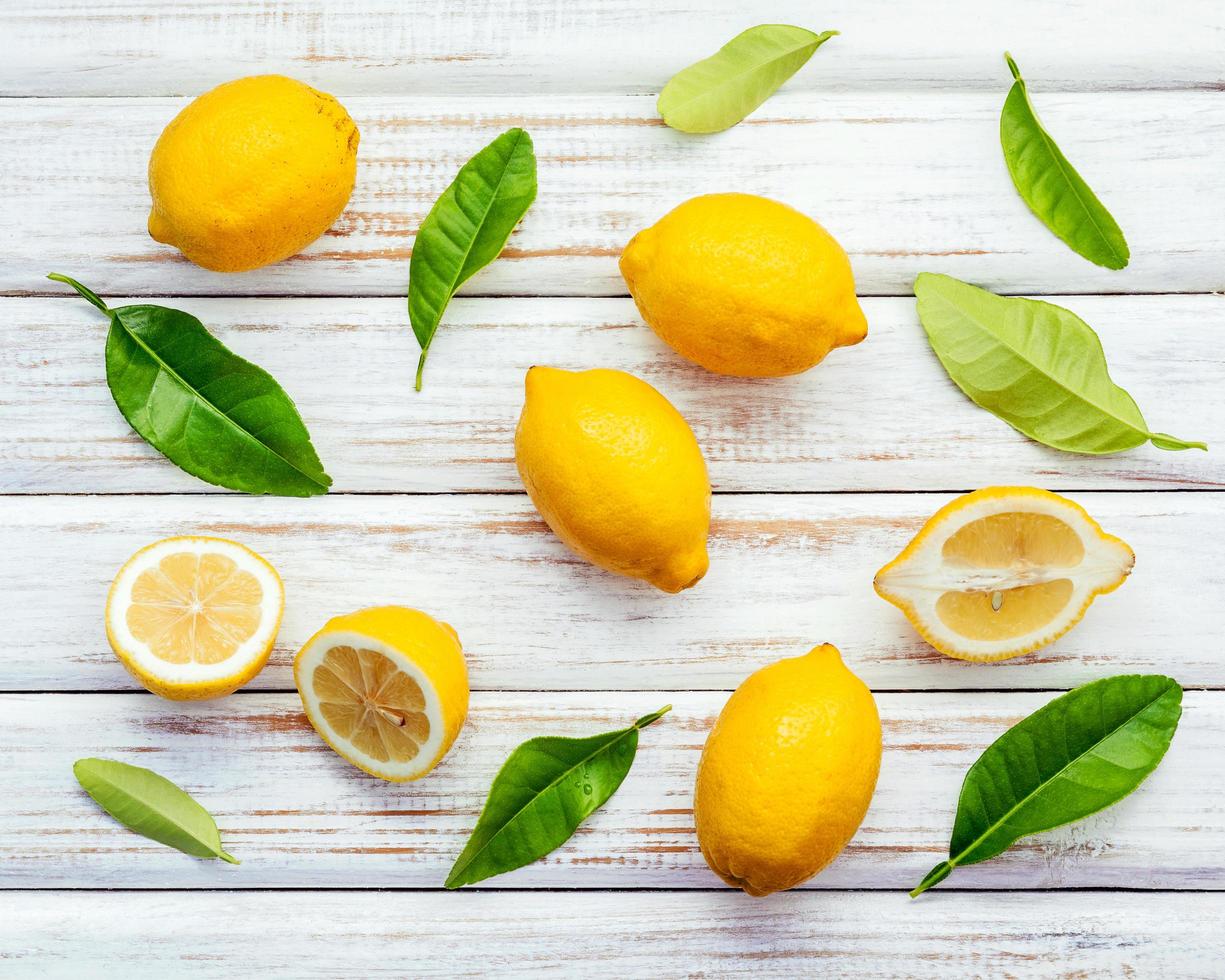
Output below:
[293,607,469,782]
[106,536,283,699]
[874,487,1134,661]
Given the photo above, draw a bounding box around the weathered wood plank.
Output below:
[3,890,1222,978]
[2,493,1219,692]
[5,94,1223,296]
[1,691,1217,889]
[3,0,1223,96]
[4,296,1219,494]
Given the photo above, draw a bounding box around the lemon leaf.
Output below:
[49,273,332,496]
[445,706,670,888]
[74,758,239,864]
[1000,53,1129,270]
[657,25,837,134]
[912,675,1182,897]
[914,272,1206,454]
[408,128,537,390]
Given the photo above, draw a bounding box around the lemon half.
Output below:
[874,487,1134,661]
[105,536,284,700]
[293,607,469,782]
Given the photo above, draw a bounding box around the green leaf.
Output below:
[914,273,1206,454]
[445,706,670,888]
[658,25,838,134]
[49,273,332,496]
[1000,53,1130,270]
[73,758,239,864]
[408,128,537,390]
[912,674,1182,897]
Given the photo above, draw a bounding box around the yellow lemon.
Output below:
[148,74,359,272]
[293,606,469,782]
[515,366,710,593]
[695,644,881,896]
[874,487,1134,661]
[105,536,284,700]
[620,193,868,377]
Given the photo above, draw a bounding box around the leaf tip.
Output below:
[1004,52,1022,81]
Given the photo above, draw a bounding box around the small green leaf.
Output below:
[49,274,332,496]
[915,273,1205,454]
[74,758,239,864]
[1000,53,1130,270]
[408,128,537,390]
[912,675,1182,897]
[658,25,838,134]
[445,706,670,888]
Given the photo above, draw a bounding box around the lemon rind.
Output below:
[874,488,1134,662]
[293,628,450,782]
[105,536,284,697]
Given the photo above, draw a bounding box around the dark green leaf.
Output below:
[445,706,670,888]
[408,128,537,390]
[49,273,331,496]
[912,675,1182,897]
[657,25,838,134]
[915,273,1205,454]
[1000,53,1129,270]
[74,758,239,864]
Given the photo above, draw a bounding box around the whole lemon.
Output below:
[148,74,359,272]
[620,193,868,377]
[695,644,882,896]
[515,366,710,593]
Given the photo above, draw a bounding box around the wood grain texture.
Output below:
[3,493,1220,693]
[2,690,1218,889]
[4,296,1220,494]
[5,93,1223,297]
[3,0,1223,96]
[3,890,1222,978]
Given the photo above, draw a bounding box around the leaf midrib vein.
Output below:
[449,727,632,884]
[931,290,1149,442]
[1016,81,1126,266]
[112,312,327,491]
[949,683,1175,868]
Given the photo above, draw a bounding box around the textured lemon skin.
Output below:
[293,606,470,782]
[695,645,882,896]
[148,75,359,272]
[620,193,868,377]
[515,366,711,593]
[104,536,283,701]
[874,486,1135,663]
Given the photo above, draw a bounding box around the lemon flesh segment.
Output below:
[874,488,1134,661]
[293,607,469,782]
[106,536,284,700]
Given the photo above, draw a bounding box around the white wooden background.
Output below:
[1,2,1223,976]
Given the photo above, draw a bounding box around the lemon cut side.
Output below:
[874,487,1134,661]
[293,607,469,782]
[105,536,284,700]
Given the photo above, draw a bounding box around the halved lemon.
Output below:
[293,606,469,782]
[105,536,284,699]
[874,487,1134,661]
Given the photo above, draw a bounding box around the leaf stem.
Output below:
[47,273,110,314]
[1004,51,1022,84]
[633,705,671,729]
[1149,432,1208,452]
[218,850,241,865]
[415,348,428,392]
[910,860,953,898]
